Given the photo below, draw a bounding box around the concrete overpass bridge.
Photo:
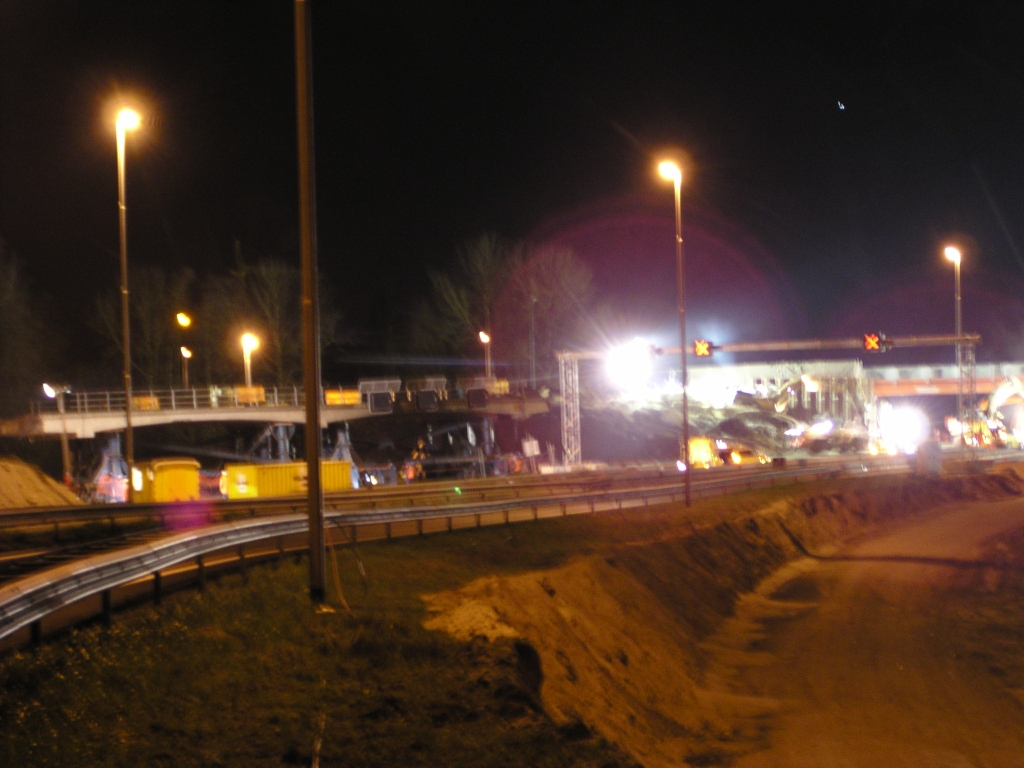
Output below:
[0,382,549,440]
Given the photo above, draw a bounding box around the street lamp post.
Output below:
[176,313,192,389]
[659,160,690,507]
[479,330,493,380]
[43,383,72,485]
[116,108,141,470]
[180,347,192,389]
[241,333,259,387]
[945,245,964,444]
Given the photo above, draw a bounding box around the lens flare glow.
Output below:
[605,338,654,393]
[806,419,834,438]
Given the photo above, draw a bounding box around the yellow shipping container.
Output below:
[322,460,354,492]
[225,460,355,498]
[255,462,308,497]
[224,464,259,499]
[131,458,200,503]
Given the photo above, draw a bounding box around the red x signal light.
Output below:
[694,340,712,357]
[863,333,881,352]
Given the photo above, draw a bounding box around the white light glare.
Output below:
[880,403,930,454]
[605,338,654,393]
[676,460,687,472]
[42,383,56,399]
[806,419,834,438]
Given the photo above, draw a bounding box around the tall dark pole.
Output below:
[945,246,964,446]
[295,0,326,603]
[529,295,537,390]
[116,114,135,475]
[954,257,963,440]
[672,174,690,507]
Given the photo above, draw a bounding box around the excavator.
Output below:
[973,376,1024,448]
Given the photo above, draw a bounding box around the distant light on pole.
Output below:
[658,157,690,506]
[116,106,141,473]
[479,330,493,380]
[176,312,192,328]
[945,245,964,444]
[241,333,259,387]
[43,383,73,485]
[180,346,192,389]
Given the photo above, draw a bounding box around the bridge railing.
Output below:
[34,386,309,414]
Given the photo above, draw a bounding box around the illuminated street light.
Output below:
[43,383,73,485]
[241,333,260,387]
[945,245,964,444]
[478,330,493,380]
[658,158,690,506]
[116,107,141,473]
[180,346,192,389]
[176,312,192,328]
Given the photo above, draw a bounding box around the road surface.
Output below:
[702,498,1024,767]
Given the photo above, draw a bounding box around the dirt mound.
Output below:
[0,456,81,508]
[423,465,1024,767]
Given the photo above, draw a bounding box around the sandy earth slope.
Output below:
[425,484,1024,766]
[0,456,81,508]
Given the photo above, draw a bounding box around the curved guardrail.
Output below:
[0,456,922,645]
[0,454,907,533]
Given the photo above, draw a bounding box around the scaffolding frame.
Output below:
[558,353,582,466]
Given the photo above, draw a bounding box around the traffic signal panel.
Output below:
[863,333,890,352]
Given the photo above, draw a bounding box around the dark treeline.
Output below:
[0,232,602,419]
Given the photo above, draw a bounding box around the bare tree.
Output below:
[413,235,593,384]
[494,246,593,384]
[94,265,195,389]
[412,234,519,357]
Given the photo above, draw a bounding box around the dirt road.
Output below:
[703,498,1024,767]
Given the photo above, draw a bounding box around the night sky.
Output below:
[4,1,1024,379]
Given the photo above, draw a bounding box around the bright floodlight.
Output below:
[116,108,141,131]
[944,245,962,264]
[879,403,930,454]
[606,338,654,393]
[176,312,192,328]
[241,333,260,354]
[42,383,56,399]
[658,160,682,183]
[180,346,192,359]
[478,330,491,344]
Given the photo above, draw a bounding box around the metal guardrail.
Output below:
[33,385,308,414]
[0,453,914,531]
[0,457,919,645]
